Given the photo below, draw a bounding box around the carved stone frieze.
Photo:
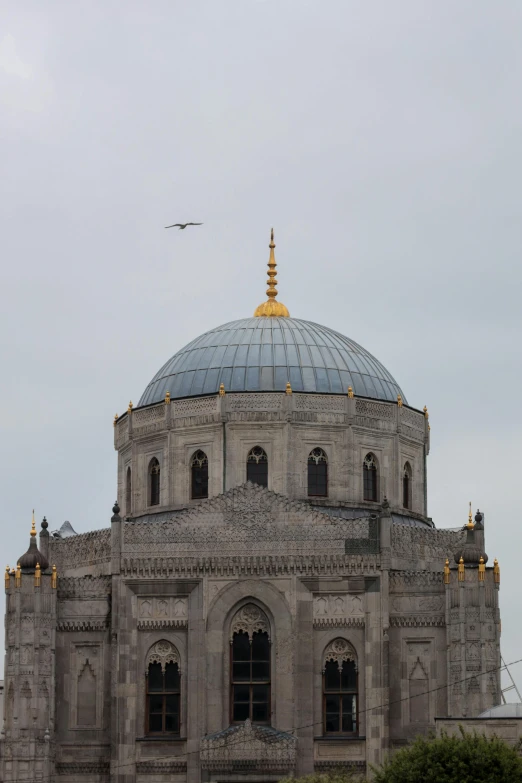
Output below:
[51,529,111,572]
[390,615,445,627]
[58,576,112,600]
[390,571,446,590]
[201,719,296,772]
[392,525,465,562]
[136,760,187,773]
[391,595,444,613]
[138,596,187,620]
[57,620,109,632]
[314,593,364,622]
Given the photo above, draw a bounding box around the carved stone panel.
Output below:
[313,594,364,628]
[70,642,103,730]
[137,596,188,629]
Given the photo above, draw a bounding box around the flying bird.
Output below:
[165,222,203,230]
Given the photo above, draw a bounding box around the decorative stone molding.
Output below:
[51,528,111,571]
[390,570,448,589]
[201,719,296,773]
[355,399,394,419]
[324,638,357,670]
[136,760,187,773]
[57,620,109,632]
[146,640,180,672]
[58,576,112,600]
[55,762,110,774]
[314,617,365,629]
[227,393,283,411]
[230,604,270,640]
[391,525,465,562]
[390,615,445,627]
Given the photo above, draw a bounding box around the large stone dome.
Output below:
[138,316,406,407]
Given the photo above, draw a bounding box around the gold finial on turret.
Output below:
[458,556,465,581]
[165,391,171,405]
[127,401,133,414]
[467,502,474,529]
[347,386,354,399]
[5,566,10,590]
[15,563,21,588]
[30,509,37,537]
[51,564,57,589]
[397,393,403,407]
[254,229,290,318]
[443,558,450,585]
[423,405,429,419]
[114,414,118,426]
[478,556,485,582]
[493,558,500,584]
[34,562,41,587]
[285,381,292,395]
[219,383,225,396]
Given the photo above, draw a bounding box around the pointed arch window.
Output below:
[323,639,358,735]
[403,462,412,509]
[247,447,268,488]
[363,453,378,502]
[230,604,271,724]
[308,448,328,497]
[145,641,181,735]
[191,450,208,499]
[149,458,160,506]
[126,466,132,514]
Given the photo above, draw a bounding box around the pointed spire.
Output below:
[254,229,290,317]
[30,509,37,537]
[467,501,474,529]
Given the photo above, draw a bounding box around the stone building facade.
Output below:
[0,235,503,781]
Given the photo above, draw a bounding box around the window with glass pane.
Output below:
[308,448,328,497]
[402,463,411,509]
[246,447,268,488]
[231,631,270,723]
[149,458,160,506]
[363,454,377,502]
[191,450,208,499]
[126,466,132,514]
[146,661,180,735]
[323,659,357,734]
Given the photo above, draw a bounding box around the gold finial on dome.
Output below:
[254,229,290,318]
[467,501,474,529]
[30,510,37,537]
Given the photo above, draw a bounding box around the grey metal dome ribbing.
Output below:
[138,317,406,406]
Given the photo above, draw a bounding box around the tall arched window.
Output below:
[191,450,208,499]
[145,641,181,735]
[149,458,160,506]
[246,447,268,488]
[323,639,358,735]
[308,448,328,497]
[230,604,270,724]
[403,462,412,509]
[126,466,132,515]
[363,453,378,502]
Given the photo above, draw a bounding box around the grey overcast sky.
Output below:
[1,1,521,687]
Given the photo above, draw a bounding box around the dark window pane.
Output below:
[252,632,269,660]
[363,463,377,501]
[341,661,357,690]
[149,714,162,732]
[233,662,251,681]
[233,685,250,703]
[232,632,251,661]
[149,459,160,506]
[149,696,163,715]
[325,714,340,732]
[165,695,179,714]
[325,695,340,713]
[165,713,179,733]
[252,702,269,721]
[247,459,268,487]
[233,702,250,721]
[403,475,409,508]
[324,661,341,690]
[252,685,269,702]
[191,464,208,499]
[148,663,163,692]
[342,713,355,732]
[252,662,270,681]
[165,663,180,691]
[308,460,327,497]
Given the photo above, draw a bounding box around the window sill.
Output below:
[136,736,186,742]
[314,735,365,741]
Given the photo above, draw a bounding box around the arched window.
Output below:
[403,462,412,509]
[191,450,208,499]
[149,458,160,506]
[126,466,132,514]
[146,641,181,735]
[308,448,328,497]
[323,639,358,735]
[230,604,270,724]
[246,447,268,488]
[363,453,378,502]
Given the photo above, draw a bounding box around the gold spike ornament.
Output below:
[467,502,474,530]
[478,556,485,582]
[51,564,58,589]
[15,563,21,588]
[493,558,500,584]
[443,559,450,585]
[254,229,290,317]
[219,383,225,396]
[347,386,354,399]
[458,556,465,582]
[5,566,10,590]
[34,562,41,587]
[285,381,292,395]
[397,394,403,407]
[31,509,37,537]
